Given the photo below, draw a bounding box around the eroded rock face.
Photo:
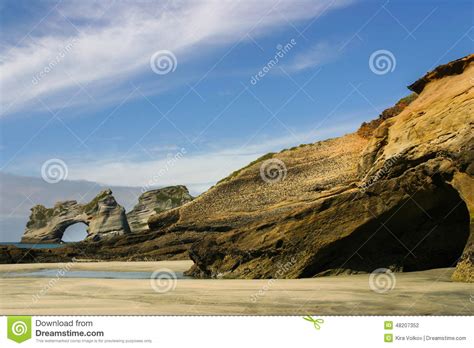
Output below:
[127,186,193,233]
[21,189,131,243]
[11,56,474,284]
[179,54,473,281]
[359,54,474,282]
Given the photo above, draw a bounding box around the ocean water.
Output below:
[0,242,66,249]
[0,269,190,279]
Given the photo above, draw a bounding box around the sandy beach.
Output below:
[0,261,472,315]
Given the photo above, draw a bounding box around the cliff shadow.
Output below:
[299,180,470,277]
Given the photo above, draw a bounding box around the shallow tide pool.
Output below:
[0,269,191,279]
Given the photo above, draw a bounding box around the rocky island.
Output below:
[21,189,131,243]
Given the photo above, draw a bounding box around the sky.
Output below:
[0,0,473,240]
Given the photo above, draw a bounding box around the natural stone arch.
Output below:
[61,221,90,242]
[21,190,130,243]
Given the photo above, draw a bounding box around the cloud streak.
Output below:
[0,0,353,116]
[65,120,361,193]
[284,41,343,72]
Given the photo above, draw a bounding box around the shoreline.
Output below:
[0,260,194,273]
[0,262,472,315]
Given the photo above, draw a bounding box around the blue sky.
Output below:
[0,0,473,195]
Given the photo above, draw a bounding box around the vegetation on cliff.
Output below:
[9,55,474,284]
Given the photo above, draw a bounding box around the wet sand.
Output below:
[0,261,472,315]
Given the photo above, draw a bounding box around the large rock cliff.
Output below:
[9,55,474,283]
[148,54,473,282]
[127,186,193,233]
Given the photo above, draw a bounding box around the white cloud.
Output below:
[284,41,342,72]
[0,114,365,242]
[0,0,353,115]
[66,121,360,194]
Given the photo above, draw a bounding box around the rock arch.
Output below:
[21,189,131,243]
[62,221,89,242]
